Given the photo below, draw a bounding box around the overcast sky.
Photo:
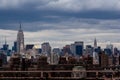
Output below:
[0,0,120,49]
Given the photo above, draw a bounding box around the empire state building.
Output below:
[17,23,24,55]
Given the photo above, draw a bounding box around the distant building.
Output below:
[1,38,10,56]
[104,48,112,56]
[68,56,77,64]
[93,52,99,65]
[106,44,113,54]
[114,47,119,55]
[36,48,42,54]
[41,42,51,55]
[53,48,61,55]
[12,41,17,52]
[119,56,120,65]
[112,54,119,66]
[50,52,59,64]
[70,41,84,56]
[2,42,9,52]
[59,56,67,64]
[99,51,109,67]
[0,50,7,65]
[86,45,93,57]
[25,45,39,59]
[94,46,101,53]
[63,45,71,55]
[17,23,24,55]
[26,44,34,50]
[75,41,84,56]
[108,56,113,66]
[37,56,48,68]
[70,44,75,55]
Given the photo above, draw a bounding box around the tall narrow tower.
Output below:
[94,38,97,48]
[17,23,24,55]
[3,36,9,52]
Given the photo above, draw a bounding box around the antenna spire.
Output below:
[19,21,22,30]
[5,36,7,44]
[94,38,97,48]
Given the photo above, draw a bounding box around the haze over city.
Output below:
[0,0,120,48]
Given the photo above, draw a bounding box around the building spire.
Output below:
[18,21,24,32]
[5,36,7,44]
[19,21,22,30]
[94,38,97,48]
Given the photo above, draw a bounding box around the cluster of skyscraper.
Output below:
[0,24,120,66]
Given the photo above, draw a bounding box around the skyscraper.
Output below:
[86,45,93,57]
[106,44,113,55]
[3,37,9,52]
[70,42,84,56]
[75,41,84,56]
[12,41,17,52]
[50,52,59,64]
[70,44,75,55]
[63,45,71,55]
[41,42,51,55]
[93,52,99,65]
[17,23,24,55]
[53,48,61,54]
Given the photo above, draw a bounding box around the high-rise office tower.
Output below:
[106,44,113,55]
[53,48,61,55]
[86,45,93,57]
[104,48,112,56]
[3,37,9,52]
[75,41,84,56]
[70,42,84,56]
[99,52,109,67]
[50,52,59,64]
[12,41,17,52]
[63,45,71,55]
[41,42,51,55]
[70,44,75,55]
[17,23,24,55]
[93,52,99,65]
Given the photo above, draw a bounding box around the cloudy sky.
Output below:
[0,0,120,49]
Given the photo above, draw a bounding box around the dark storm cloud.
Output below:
[0,0,120,31]
[1,0,120,49]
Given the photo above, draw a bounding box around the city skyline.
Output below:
[0,0,120,48]
[0,29,119,49]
